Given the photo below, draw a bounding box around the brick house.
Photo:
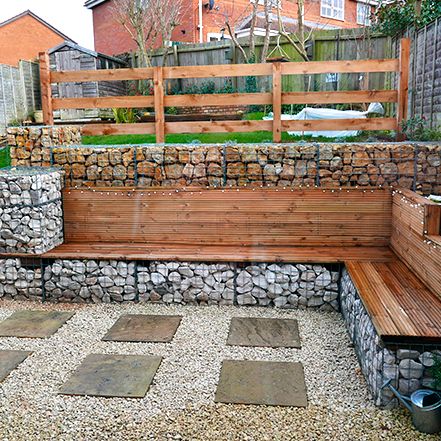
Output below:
[0,10,75,66]
[85,0,376,56]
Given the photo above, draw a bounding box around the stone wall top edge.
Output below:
[0,166,65,176]
[37,141,441,149]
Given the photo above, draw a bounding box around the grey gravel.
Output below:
[0,300,436,441]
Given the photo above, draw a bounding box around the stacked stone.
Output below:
[43,260,136,303]
[340,269,440,407]
[234,263,339,310]
[159,145,224,188]
[0,167,64,254]
[53,146,136,188]
[7,128,441,194]
[7,126,81,167]
[417,143,441,194]
[0,258,42,301]
[137,262,236,305]
[136,261,340,309]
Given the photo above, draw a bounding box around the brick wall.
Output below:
[0,14,66,66]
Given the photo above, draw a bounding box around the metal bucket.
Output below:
[383,381,441,434]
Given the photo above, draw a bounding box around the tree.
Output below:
[373,0,441,36]
[224,0,275,63]
[112,0,183,67]
[277,0,312,62]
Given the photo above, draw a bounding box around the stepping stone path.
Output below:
[0,350,32,382]
[0,310,74,338]
[60,354,162,398]
[215,360,308,407]
[102,314,182,343]
[227,317,301,348]
[0,311,308,406]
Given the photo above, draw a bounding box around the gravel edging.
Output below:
[0,300,437,441]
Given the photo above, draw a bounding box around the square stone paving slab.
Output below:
[0,350,32,382]
[0,311,75,338]
[102,314,182,343]
[215,360,308,407]
[59,354,162,398]
[227,317,301,348]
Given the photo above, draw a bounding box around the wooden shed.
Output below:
[49,41,127,121]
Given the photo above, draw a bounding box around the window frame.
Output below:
[356,2,371,25]
[320,0,345,21]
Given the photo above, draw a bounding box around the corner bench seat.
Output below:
[346,259,441,344]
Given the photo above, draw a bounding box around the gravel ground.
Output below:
[0,300,437,441]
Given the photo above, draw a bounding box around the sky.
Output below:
[0,0,95,49]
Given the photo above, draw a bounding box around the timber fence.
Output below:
[39,38,410,143]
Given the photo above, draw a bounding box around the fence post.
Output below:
[396,38,410,139]
[272,62,282,143]
[153,66,165,143]
[38,52,54,126]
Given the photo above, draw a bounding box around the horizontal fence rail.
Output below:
[39,38,410,143]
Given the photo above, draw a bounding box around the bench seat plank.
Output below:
[41,243,395,263]
[345,258,441,343]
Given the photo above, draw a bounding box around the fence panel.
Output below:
[0,61,40,134]
[44,40,409,143]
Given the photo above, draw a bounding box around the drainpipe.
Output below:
[198,0,204,43]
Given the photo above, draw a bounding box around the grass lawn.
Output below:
[82,131,388,146]
[0,147,10,168]
[83,112,395,145]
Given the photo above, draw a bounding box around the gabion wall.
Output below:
[6,126,441,195]
[0,167,64,254]
[340,269,440,407]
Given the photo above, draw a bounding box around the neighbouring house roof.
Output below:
[48,41,126,65]
[84,0,109,9]
[0,10,76,43]
[236,12,340,34]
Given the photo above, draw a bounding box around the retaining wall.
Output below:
[340,269,440,407]
[0,167,64,254]
[7,127,441,194]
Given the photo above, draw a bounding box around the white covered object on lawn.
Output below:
[264,103,385,138]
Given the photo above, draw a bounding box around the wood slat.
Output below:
[81,123,156,136]
[281,59,400,75]
[281,118,398,132]
[164,92,272,107]
[282,90,398,105]
[346,258,441,343]
[61,188,392,247]
[42,243,395,263]
[390,190,441,299]
[165,120,273,134]
[50,67,154,83]
[163,64,273,79]
[52,96,155,110]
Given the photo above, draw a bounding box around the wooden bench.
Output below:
[43,187,394,262]
[36,186,441,344]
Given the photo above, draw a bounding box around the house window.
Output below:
[357,2,371,25]
[321,0,344,21]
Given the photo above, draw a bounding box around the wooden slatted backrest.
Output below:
[62,188,392,247]
[391,189,441,298]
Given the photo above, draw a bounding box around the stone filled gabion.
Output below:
[42,260,340,311]
[6,129,441,194]
[44,260,137,303]
[340,269,440,407]
[0,258,42,301]
[7,126,82,167]
[0,167,64,254]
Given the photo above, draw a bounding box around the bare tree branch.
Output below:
[111,0,183,67]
